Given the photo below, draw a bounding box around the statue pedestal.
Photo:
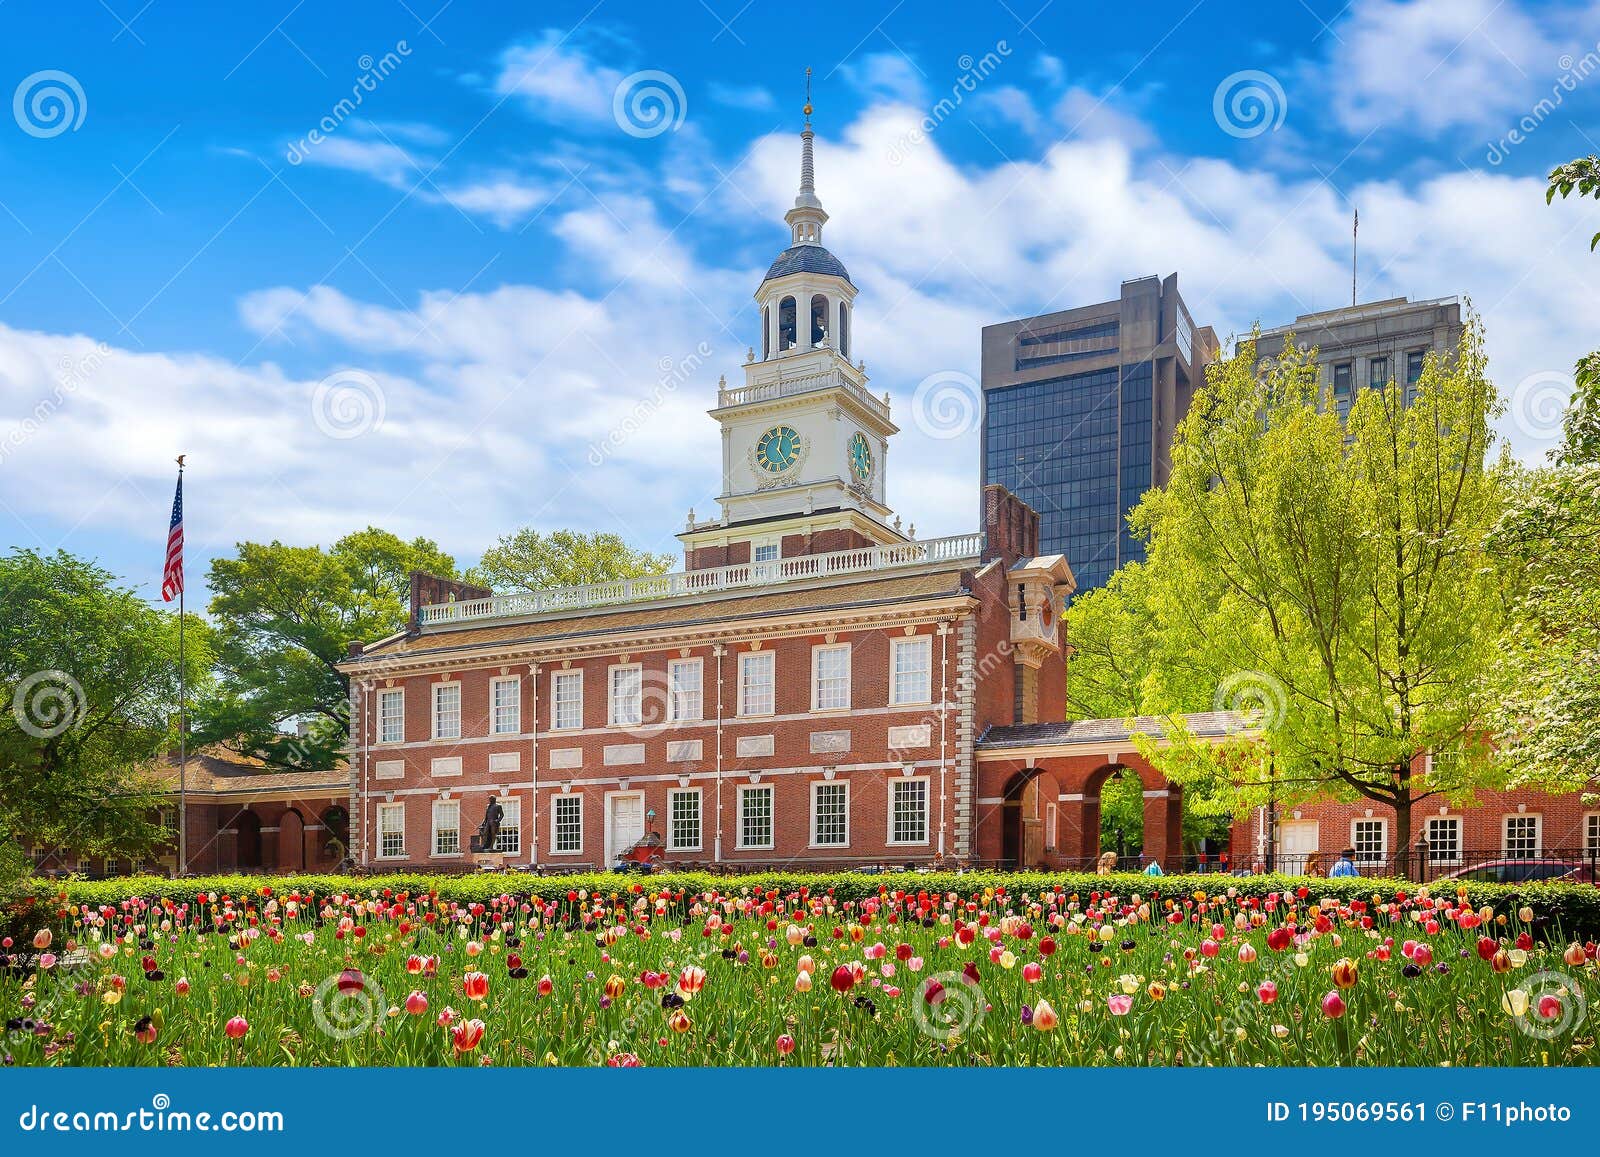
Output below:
[471,852,507,872]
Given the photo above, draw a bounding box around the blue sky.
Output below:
[2,0,1599,605]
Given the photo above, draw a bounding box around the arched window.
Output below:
[762,305,771,360]
[810,294,829,347]
[778,296,797,352]
[838,302,850,360]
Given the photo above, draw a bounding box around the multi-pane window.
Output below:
[1352,819,1386,863]
[494,798,521,855]
[738,785,774,849]
[752,541,780,563]
[668,788,701,852]
[490,677,520,735]
[432,800,460,856]
[553,794,583,854]
[432,683,461,740]
[552,670,583,730]
[377,688,404,744]
[1425,816,1461,865]
[377,804,405,858]
[668,659,703,722]
[1405,350,1425,384]
[1368,356,1389,388]
[811,782,849,847]
[891,779,929,845]
[812,644,851,711]
[1587,814,1600,858]
[1504,814,1541,857]
[891,636,932,705]
[1332,362,1353,403]
[609,665,643,727]
[739,652,775,716]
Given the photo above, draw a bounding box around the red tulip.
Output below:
[830,964,856,993]
[1257,980,1278,1004]
[537,975,554,996]
[1022,962,1043,983]
[225,1016,249,1039]
[775,1034,796,1056]
[1476,936,1497,961]
[337,968,365,994]
[1564,943,1588,968]
[678,966,706,994]
[1537,994,1564,1020]
[1266,927,1293,952]
[405,991,429,1016]
[452,1018,486,1054]
[462,971,489,1001]
[923,978,947,1005]
[1515,932,1533,951]
[1039,936,1057,956]
[1320,991,1346,1019]
[405,955,425,975]
[1411,943,1433,966]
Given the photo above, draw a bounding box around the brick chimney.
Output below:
[408,571,493,633]
[981,484,1040,567]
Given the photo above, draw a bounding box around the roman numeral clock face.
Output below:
[848,432,873,482]
[755,425,802,473]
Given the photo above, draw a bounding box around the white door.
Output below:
[1278,820,1320,875]
[607,793,646,863]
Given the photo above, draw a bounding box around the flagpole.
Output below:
[177,454,188,877]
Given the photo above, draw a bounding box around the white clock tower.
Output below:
[680,78,905,567]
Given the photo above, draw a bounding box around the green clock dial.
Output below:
[848,432,873,481]
[755,425,802,473]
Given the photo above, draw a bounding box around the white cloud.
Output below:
[1320,0,1559,134]
[492,30,625,126]
[841,53,928,107]
[708,82,774,110]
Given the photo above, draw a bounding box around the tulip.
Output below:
[1199,939,1219,958]
[337,968,365,994]
[1331,958,1359,989]
[1032,998,1059,1031]
[678,966,706,994]
[175,977,190,996]
[1022,962,1043,983]
[462,971,489,1001]
[1257,981,1278,1004]
[1411,943,1433,966]
[32,929,52,950]
[1491,949,1512,974]
[795,971,813,993]
[797,954,815,975]
[452,1018,486,1053]
[537,975,554,996]
[1502,988,1529,1018]
[606,1052,643,1067]
[775,1034,796,1056]
[668,1010,692,1033]
[405,991,429,1016]
[224,1016,249,1039]
[1320,991,1346,1019]
[1564,942,1588,968]
[134,1016,158,1045]
[604,975,626,1000]
[1537,993,1564,1020]
[830,965,856,993]
[38,953,56,970]
[1107,994,1133,1016]
[1476,937,1497,961]
[1237,943,1257,964]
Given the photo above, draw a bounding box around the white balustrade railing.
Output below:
[418,532,985,626]
[717,370,889,420]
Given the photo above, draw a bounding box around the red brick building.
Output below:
[337,119,1207,873]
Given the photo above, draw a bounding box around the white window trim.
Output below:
[887,775,932,846]
[1586,812,1600,857]
[667,787,703,852]
[550,669,583,732]
[751,537,781,574]
[1503,813,1543,856]
[889,635,933,706]
[1349,817,1388,861]
[737,651,775,718]
[489,675,522,736]
[431,799,462,858]
[376,687,405,745]
[431,682,462,741]
[550,793,584,856]
[811,643,852,713]
[1046,802,1058,851]
[736,783,775,850]
[667,657,704,723]
[1423,814,1464,867]
[494,797,521,856]
[608,662,643,728]
[809,780,851,849]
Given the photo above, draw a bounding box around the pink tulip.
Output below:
[1257,981,1278,1004]
[1022,962,1043,983]
[1321,991,1346,1019]
[1237,943,1257,964]
[1107,994,1133,1015]
[225,1016,249,1039]
[405,991,429,1016]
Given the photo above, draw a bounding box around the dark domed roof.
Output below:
[762,244,852,285]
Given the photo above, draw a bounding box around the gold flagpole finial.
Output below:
[803,67,813,123]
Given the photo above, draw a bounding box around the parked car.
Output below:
[1440,858,1598,885]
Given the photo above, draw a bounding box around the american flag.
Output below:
[161,473,184,602]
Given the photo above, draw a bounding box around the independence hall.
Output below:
[336,115,1193,873]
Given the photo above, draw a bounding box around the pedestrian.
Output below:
[1329,847,1360,878]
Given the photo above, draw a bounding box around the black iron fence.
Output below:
[991,846,1600,883]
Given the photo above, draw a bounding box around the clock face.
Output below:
[848,432,873,482]
[755,425,802,473]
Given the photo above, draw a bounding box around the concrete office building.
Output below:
[980,275,1219,594]
[1252,296,1464,418]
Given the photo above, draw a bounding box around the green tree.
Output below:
[196,528,454,769]
[467,528,674,593]
[1129,325,1511,866]
[0,550,208,888]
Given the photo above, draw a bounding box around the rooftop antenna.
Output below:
[1351,205,1358,308]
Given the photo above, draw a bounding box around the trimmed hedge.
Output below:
[10,869,1600,940]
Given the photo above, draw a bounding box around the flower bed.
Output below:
[3,878,1596,1066]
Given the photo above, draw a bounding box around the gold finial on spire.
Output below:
[803,67,813,122]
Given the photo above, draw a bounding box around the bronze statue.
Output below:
[470,797,504,854]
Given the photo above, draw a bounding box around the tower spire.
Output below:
[787,68,827,246]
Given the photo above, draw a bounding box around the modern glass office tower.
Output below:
[980,275,1218,594]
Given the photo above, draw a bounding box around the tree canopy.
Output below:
[0,549,206,888]
[467,528,674,593]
